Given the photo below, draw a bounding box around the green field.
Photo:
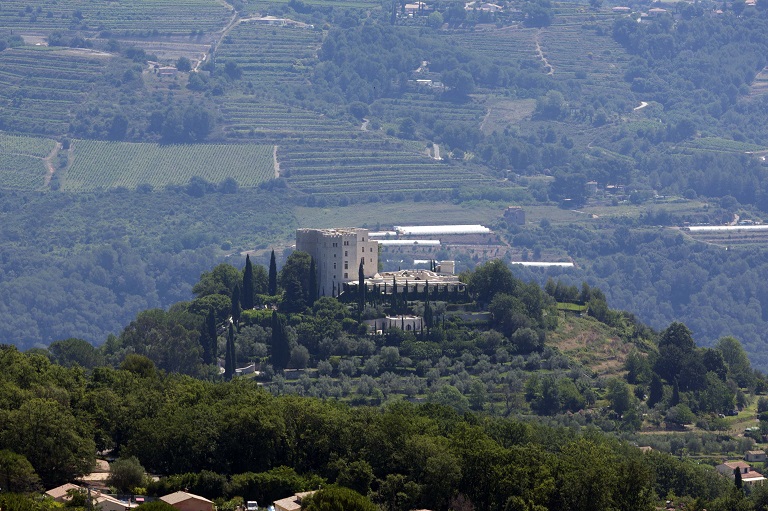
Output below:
[0,47,110,136]
[0,133,56,157]
[64,140,275,190]
[0,0,231,34]
[0,153,48,189]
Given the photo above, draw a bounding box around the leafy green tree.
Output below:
[555,438,617,511]
[48,338,104,369]
[120,354,157,378]
[468,259,518,305]
[176,57,192,72]
[715,337,755,388]
[193,264,242,298]
[606,378,632,416]
[107,456,146,493]
[269,250,278,296]
[1,398,96,486]
[0,450,40,493]
[280,251,312,313]
[301,486,377,511]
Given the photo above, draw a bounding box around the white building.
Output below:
[296,228,378,297]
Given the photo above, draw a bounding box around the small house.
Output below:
[274,491,316,511]
[46,483,84,502]
[716,461,766,485]
[746,450,767,463]
[160,491,215,511]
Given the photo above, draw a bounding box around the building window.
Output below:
[332,242,337,247]
[344,241,349,246]
[370,247,373,252]
[344,262,348,269]
[362,237,365,241]
[361,247,364,253]
[344,272,348,278]
[345,250,348,256]
[333,263,336,269]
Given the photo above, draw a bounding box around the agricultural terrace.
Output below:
[679,137,768,154]
[64,141,274,191]
[448,28,539,67]
[0,0,231,34]
[118,39,212,65]
[0,47,109,136]
[220,98,360,142]
[217,23,322,91]
[0,155,48,190]
[370,93,487,129]
[538,18,632,91]
[279,139,496,198]
[0,133,56,158]
[238,0,380,15]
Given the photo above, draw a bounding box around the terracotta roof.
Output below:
[724,461,752,470]
[747,450,766,455]
[161,492,213,505]
[46,483,83,500]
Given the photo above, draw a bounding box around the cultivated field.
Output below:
[0,0,231,34]
[0,153,48,189]
[64,140,275,190]
[0,47,109,135]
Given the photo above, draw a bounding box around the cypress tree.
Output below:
[358,258,365,313]
[242,254,255,310]
[231,284,241,325]
[200,308,217,365]
[309,257,318,305]
[268,249,278,295]
[424,281,433,335]
[734,467,743,490]
[224,323,235,379]
[271,311,290,370]
[671,378,681,406]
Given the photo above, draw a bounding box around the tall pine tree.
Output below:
[268,249,278,295]
[242,254,255,310]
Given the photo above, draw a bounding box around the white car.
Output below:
[246,501,258,511]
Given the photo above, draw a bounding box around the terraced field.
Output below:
[217,22,322,90]
[64,140,275,190]
[0,47,109,135]
[539,19,631,88]
[0,133,55,190]
[280,140,495,197]
[448,28,539,64]
[0,0,231,34]
[371,94,487,126]
[0,133,56,158]
[240,0,380,15]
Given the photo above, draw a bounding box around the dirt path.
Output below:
[360,118,369,131]
[43,142,62,187]
[273,145,280,178]
[433,143,441,160]
[535,30,554,76]
[633,101,648,111]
